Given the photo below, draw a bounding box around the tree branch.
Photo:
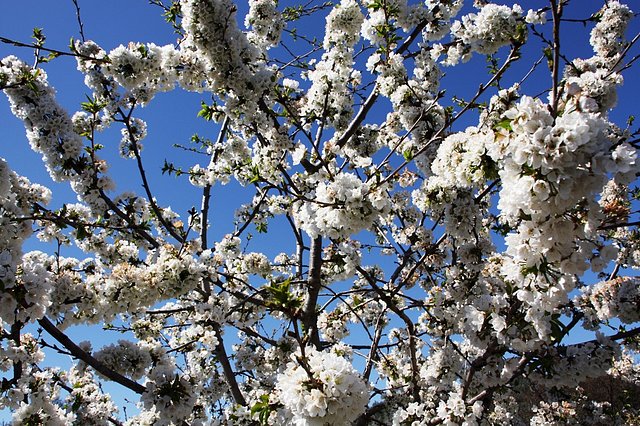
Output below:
[549,0,563,115]
[0,36,104,62]
[212,323,247,406]
[120,108,186,244]
[71,0,86,42]
[38,317,146,394]
[201,116,229,251]
[302,236,323,348]
[336,18,428,148]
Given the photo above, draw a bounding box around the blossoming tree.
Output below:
[1,0,640,424]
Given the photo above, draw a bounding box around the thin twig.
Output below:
[0,36,105,62]
[119,107,186,244]
[336,18,429,148]
[605,31,640,77]
[71,0,86,42]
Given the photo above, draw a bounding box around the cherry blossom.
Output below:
[0,0,639,424]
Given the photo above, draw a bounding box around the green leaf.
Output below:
[494,118,512,132]
[164,3,181,22]
[250,394,276,425]
[255,222,268,233]
[543,47,554,70]
[265,279,302,312]
[549,314,565,342]
[39,51,60,63]
[249,165,261,184]
[520,264,538,276]
[71,396,83,412]
[81,95,106,114]
[76,225,88,240]
[137,44,149,58]
[512,22,528,46]
[32,27,46,47]
[367,0,383,11]
[197,101,216,121]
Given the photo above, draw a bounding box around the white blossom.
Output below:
[276,347,369,425]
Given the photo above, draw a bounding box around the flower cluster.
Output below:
[62,245,207,323]
[276,347,369,425]
[140,351,200,425]
[445,3,524,65]
[423,0,463,41]
[0,159,51,322]
[321,240,361,282]
[424,126,496,190]
[365,26,445,174]
[303,0,363,130]
[578,277,640,328]
[105,43,180,104]
[1,56,112,214]
[590,1,634,58]
[189,134,252,187]
[92,339,153,380]
[292,172,390,239]
[245,0,284,50]
[65,366,118,425]
[180,0,272,102]
[11,370,76,425]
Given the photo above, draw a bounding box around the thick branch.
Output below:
[201,116,229,251]
[38,317,146,394]
[302,236,322,348]
[212,324,247,406]
[549,0,563,115]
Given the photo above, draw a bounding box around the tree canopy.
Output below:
[1,0,640,425]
